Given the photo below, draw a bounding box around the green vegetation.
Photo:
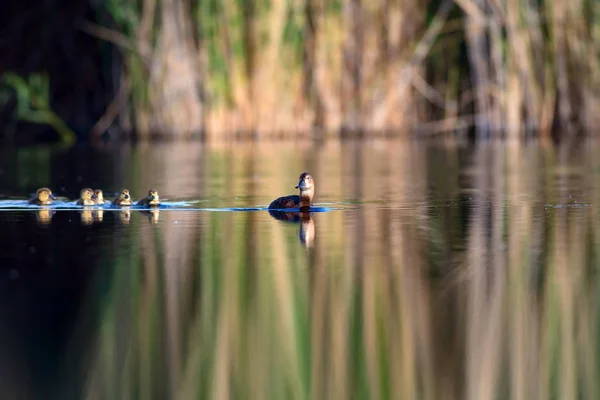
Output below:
[97,0,600,138]
[2,0,599,140]
[1,73,76,144]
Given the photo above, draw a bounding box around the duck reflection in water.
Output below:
[119,209,131,225]
[36,208,55,225]
[141,209,160,224]
[93,209,104,223]
[268,210,315,248]
[80,209,94,225]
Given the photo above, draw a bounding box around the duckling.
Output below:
[112,189,132,206]
[137,189,160,207]
[28,187,56,205]
[268,172,315,210]
[76,188,96,206]
[94,189,105,205]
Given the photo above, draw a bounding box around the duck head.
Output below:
[295,172,315,203]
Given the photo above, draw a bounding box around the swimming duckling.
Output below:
[112,189,132,206]
[76,188,96,206]
[268,172,315,210]
[137,189,160,207]
[94,189,105,205]
[29,187,56,205]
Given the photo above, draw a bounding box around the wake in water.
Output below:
[0,199,337,212]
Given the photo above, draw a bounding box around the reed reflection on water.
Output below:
[0,140,598,399]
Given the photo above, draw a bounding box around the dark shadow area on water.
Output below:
[0,210,119,399]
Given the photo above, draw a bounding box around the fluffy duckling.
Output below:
[29,187,56,205]
[137,189,160,207]
[112,189,132,206]
[94,189,105,205]
[76,188,96,206]
[268,172,315,210]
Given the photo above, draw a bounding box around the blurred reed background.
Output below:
[21,140,589,399]
[0,0,598,140]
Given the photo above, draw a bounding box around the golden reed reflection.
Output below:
[77,140,600,400]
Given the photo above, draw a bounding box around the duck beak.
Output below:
[49,193,56,200]
[124,194,130,200]
[91,194,97,200]
[295,180,307,190]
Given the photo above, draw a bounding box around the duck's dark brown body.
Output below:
[268,195,312,210]
[268,172,315,210]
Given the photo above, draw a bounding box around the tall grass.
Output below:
[80,0,599,139]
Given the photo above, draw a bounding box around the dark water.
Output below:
[0,140,598,399]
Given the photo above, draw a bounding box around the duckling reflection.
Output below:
[268,210,315,248]
[141,209,160,224]
[29,188,56,205]
[36,208,55,225]
[112,189,132,206]
[80,209,94,225]
[119,209,131,224]
[94,189,105,205]
[93,209,104,223]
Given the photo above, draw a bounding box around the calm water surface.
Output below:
[0,140,599,399]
